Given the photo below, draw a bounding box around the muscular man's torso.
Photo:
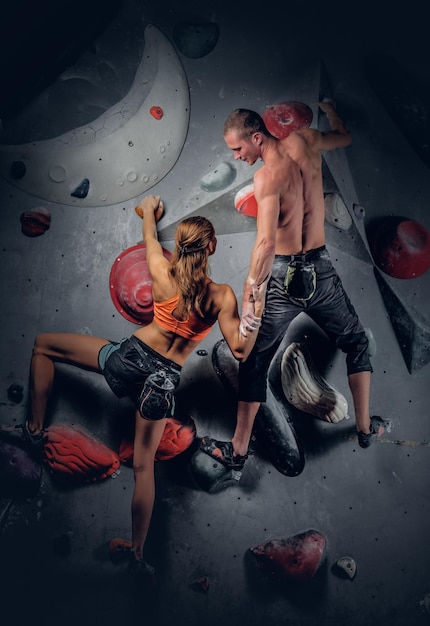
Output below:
[260,128,326,255]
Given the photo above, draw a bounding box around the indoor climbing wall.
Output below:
[0,0,429,625]
[0,25,190,206]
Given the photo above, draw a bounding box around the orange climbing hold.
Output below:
[150,106,163,120]
[135,199,164,222]
[43,423,120,483]
[109,538,132,563]
[119,415,196,465]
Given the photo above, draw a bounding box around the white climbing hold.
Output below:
[364,327,377,357]
[324,193,352,231]
[280,342,349,423]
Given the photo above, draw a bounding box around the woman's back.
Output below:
[136,195,265,365]
[133,279,231,366]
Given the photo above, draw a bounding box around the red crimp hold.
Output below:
[150,106,163,120]
[191,576,209,592]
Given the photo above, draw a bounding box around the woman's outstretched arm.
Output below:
[217,278,267,363]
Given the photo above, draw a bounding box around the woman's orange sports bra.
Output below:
[153,293,215,340]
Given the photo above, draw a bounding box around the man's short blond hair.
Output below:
[223,108,270,139]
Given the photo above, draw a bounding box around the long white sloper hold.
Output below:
[0,25,190,207]
[280,342,349,423]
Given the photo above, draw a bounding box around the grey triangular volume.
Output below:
[321,158,373,265]
[318,59,334,103]
[157,180,257,242]
[374,268,430,374]
[318,60,373,266]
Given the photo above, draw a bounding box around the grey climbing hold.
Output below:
[190,447,241,493]
[353,204,365,219]
[335,556,357,579]
[200,161,236,192]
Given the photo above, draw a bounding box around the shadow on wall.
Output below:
[0,0,123,119]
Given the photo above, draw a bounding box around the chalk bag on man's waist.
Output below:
[284,260,316,301]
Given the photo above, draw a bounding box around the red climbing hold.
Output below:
[191,576,209,592]
[150,106,163,120]
[368,216,430,279]
[156,415,196,461]
[20,207,51,237]
[250,529,326,583]
[43,423,120,483]
[119,415,196,465]
[234,184,258,217]
[109,243,171,325]
[262,101,313,139]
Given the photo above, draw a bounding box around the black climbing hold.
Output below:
[197,349,208,356]
[7,383,23,403]
[173,23,219,59]
[71,178,90,198]
[10,161,26,179]
[0,440,42,498]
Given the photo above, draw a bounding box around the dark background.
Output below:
[0,1,429,625]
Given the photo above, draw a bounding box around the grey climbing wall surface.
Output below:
[0,0,429,625]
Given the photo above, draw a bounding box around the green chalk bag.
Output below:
[284,260,316,301]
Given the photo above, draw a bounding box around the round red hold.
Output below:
[262,101,313,139]
[109,243,172,325]
[368,216,430,279]
[150,106,164,120]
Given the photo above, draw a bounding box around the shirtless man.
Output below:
[200,101,390,472]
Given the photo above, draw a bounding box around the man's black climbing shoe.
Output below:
[0,421,45,453]
[357,415,392,449]
[199,436,248,471]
